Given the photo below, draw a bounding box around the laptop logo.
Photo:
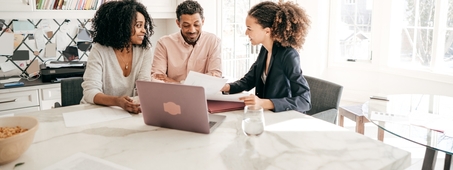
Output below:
[163,102,181,115]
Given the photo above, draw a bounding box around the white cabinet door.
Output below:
[0,90,39,111]
[139,0,180,18]
[40,99,60,110]
[41,87,61,100]
[0,0,32,11]
[0,106,40,116]
[142,0,176,13]
[40,87,61,110]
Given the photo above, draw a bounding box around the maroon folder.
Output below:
[207,100,245,113]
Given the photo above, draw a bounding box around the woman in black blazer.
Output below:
[221,1,311,113]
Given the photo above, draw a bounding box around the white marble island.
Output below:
[1,104,410,170]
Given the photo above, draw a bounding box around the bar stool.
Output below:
[338,105,384,141]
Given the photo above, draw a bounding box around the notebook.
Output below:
[136,81,226,134]
[207,100,245,113]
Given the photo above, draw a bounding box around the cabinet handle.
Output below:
[0,99,16,104]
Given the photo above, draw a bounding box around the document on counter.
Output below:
[43,152,132,170]
[0,77,21,84]
[0,62,18,72]
[63,106,131,127]
[183,71,227,95]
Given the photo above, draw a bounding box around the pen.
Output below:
[4,82,24,87]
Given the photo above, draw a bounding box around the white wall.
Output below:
[296,0,330,76]
[197,0,218,34]
[149,19,179,52]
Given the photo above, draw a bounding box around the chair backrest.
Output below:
[304,75,343,116]
[60,77,84,107]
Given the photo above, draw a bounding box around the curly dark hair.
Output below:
[91,0,154,50]
[248,1,310,49]
[176,0,204,21]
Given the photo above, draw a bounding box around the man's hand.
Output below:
[153,74,179,83]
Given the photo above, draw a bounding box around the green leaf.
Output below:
[14,162,24,169]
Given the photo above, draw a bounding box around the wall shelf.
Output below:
[0,0,178,19]
[0,10,175,19]
[0,11,95,19]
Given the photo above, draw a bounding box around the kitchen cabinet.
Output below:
[0,83,60,115]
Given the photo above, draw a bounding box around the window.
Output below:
[391,0,453,72]
[442,0,453,70]
[220,0,255,80]
[331,0,373,61]
[329,0,453,75]
[219,0,277,80]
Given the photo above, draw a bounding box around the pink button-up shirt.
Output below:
[151,31,222,82]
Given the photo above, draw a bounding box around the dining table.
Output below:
[1,104,410,170]
[363,94,453,170]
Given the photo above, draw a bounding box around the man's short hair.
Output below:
[176,0,204,21]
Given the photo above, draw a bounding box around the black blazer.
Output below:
[229,42,311,113]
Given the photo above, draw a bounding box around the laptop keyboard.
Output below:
[209,121,216,128]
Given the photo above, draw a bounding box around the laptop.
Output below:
[136,81,226,134]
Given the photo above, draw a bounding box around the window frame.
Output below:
[327,0,453,85]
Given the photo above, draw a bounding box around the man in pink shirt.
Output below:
[152,0,222,83]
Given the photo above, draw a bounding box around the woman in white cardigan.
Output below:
[81,0,155,114]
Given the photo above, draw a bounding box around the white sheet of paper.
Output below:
[0,62,18,72]
[0,77,21,84]
[34,28,46,50]
[63,106,131,127]
[43,152,132,170]
[0,32,14,56]
[207,92,249,102]
[183,71,227,96]
[56,23,71,51]
[46,63,84,68]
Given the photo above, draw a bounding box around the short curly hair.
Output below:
[248,1,310,49]
[91,0,154,50]
[176,0,204,21]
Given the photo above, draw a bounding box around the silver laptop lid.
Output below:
[136,81,224,134]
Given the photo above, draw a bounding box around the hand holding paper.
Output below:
[183,71,227,95]
[183,71,249,102]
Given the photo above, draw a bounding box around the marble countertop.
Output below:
[1,104,410,170]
